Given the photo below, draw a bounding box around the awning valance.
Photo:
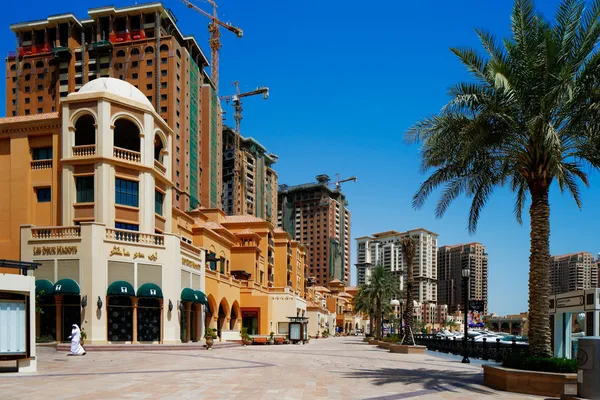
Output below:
[137,283,163,298]
[181,288,203,304]
[35,279,54,295]
[195,290,208,305]
[107,281,135,297]
[53,279,80,295]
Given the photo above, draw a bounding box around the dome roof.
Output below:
[76,78,153,109]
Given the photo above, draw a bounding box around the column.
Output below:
[194,304,201,341]
[140,14,145,37]
[185,302,191,343]
[132,297,138,343]
[159,299,164,344]
[125,16,131,40]
[594,311,600,336]
[55,295,63,342]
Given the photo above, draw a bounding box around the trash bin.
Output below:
[577,337,600,399]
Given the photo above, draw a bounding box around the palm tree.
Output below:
[353,284,375,337]
[406,0,600,357]
[401,236,416,345]
[359,266,399,340]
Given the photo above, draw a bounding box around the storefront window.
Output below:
[108,297,133,342]
[572,312,586,359]
[138,298,160,342]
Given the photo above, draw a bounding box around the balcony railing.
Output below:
[268,256,274,265]
[31,226,81,240]
[72,145,96,157]
[154,159,166,174]
[268,274,274,282]
[31,159,52,170]
[114,146,141,163]
[268,238,274,248]
[105,227,164,246]
[287,264,293,272]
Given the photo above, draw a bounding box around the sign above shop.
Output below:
[182,258,202,270]
[110,246,158,261]
[557,296,584,308]
[33,246,78,256]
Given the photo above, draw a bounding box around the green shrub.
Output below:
[382,334,400,343]
[502,354,577,373]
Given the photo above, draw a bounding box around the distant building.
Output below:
[550,252,598,295]
[222,127,278,226]
[485,312,528,336]
[278,175,351,286]
[437,242,488,315]
[354,228,439,305]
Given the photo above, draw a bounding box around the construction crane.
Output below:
[333,173,357,190]
[220,81,269,213]
[181,0,243,93]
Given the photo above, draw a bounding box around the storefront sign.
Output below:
[33,246,78,256]
[110,246,158,261]
[110,246,130,257]
[182,257,202,270]
[557,296,584,308]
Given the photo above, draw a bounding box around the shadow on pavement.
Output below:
[344,366,495,395]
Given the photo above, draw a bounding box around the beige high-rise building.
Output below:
[222,127,278,226]
[550,252,598,295]
[438,242,488,314]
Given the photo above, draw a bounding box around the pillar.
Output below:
[159,299,164,344]
[132,297,138,343]
[36,311,41,337]
[194,304,201,341]
[125,16,131,40]
[55,295,63,342]
[185,302,191,343]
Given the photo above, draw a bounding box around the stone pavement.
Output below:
[0,336,543,399]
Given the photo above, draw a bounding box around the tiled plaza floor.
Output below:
[0,336,543,399]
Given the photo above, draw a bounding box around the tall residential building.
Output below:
[355,228,438,304]
[278,174,351,286]
[6,3,222,212]
[550,252,598,295]
[222,126,278,226]
[355,236,373,285]
[437,242,488,314]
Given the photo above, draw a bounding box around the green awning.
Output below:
[53,279,80,295]
[137,283,163,298]
[181,288,202,303]
[195,290,208,305]
[107,281,135,297]
[35,279,54,295]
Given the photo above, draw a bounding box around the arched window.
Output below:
[131,48,140,56]
[10,64,16,71]
[145,46,154,54]
[23,62,31,70]
[153,133,165,162]
[74,114,95,146]
[116,50,126,57]
[35,61,44,69]
[176,49,181,58]
[113,118,140,152]
[159,44,168,53]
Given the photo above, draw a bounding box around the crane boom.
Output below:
[180,0,242,93]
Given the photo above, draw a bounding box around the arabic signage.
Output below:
[110,246,158,261]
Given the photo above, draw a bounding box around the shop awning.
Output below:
[137,283,163,298]
[53,279,80,295]
[35,279,54,295]
[107,281,135,297]
[181,288,202,303]
[195,290,208,305]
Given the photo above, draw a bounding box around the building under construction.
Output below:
[6,2,222,211]
[222,126,278,226]
[278,174,352,286]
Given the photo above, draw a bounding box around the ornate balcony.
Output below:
[31,159,52,170]
[114,146,141,163]
[105,227,164,246]
[72,145,96,157]
[154,159,166,174]
[31,226,81,240]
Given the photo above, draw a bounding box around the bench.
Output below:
[274,337,285,344]
[252,337,268,345]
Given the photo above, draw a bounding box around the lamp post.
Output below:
[399,298,404,338]
[461,264,470,364]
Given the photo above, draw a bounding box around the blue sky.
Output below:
[2,0,598,315]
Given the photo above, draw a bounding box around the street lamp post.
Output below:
[461,265,470,364]
[399,298,404,338]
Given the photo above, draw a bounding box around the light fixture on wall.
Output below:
[81,295,88,309]
[168,299,173,312]
[178,301,183,312]
[97,296,103,310]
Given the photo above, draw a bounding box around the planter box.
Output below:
[368,339,379,345]
[362,337,372,343]
[389,344,427,354]
[482,365,577,398]
[377,341,391,349]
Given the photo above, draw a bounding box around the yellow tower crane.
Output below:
[181,0,243,93]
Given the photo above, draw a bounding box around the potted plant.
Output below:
[240,328,251,346]
[315,331,320,339]
[80,328,87,346]
[268,331,275,345]
[204,327,217,349]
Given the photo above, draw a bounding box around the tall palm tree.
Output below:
[406,0,600,357]
[401,236,417,345]
[360,266,399,340]
[353,284,375,336]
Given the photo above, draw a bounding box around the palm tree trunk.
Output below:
[376,300,382,340]
[405,280,414,345]
[528,183,552,358]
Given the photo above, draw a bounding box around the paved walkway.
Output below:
[0,336,542,399]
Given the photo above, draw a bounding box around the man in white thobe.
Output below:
[68,324,86,356]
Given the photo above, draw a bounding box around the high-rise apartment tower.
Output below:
[278,174,351,286]
[6,3,222,211]
[437,242,488,314]
[550,252,598,295]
